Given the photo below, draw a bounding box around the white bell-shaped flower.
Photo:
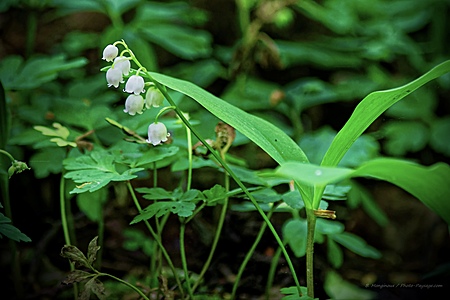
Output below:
[123,94,144,116]
[145,86,164,108]
[102,44,118,62]
[146,122,169,146]
[124,75,145,95]
[106,67,123,88]
[113,56,131,76]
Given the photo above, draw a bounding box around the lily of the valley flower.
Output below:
[113,56,131,76]
[102,44,118,62]
[124,75,145,95]
[106,67,124,88]
[145,86,164,108]
[146,122,169,146]
[123,94,144,115]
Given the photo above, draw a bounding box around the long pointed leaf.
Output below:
[274,158,450,224]
[149,72,309,165]
[322,60,450,167]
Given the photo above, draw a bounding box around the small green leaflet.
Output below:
[0,213,31,242]
[34,122,77,148]
[130,201,196,224]
[64,150,144,193]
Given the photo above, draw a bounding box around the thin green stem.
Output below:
[60,174,78,299]
[0,149,15,162]
[126,181,185,298]
[185,124,193,191]
[96,209,104,270]
[232,205,275,298]
[265,245,283,300]
[99,273,149,300]
[179,219,194,299]
[305,208,317,298]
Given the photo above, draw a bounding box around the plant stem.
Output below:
[99,272,150,300]
[60,174,78,299]
[265,245,282,300]
[179,219,194,299]
[305,208,317,298]
[232,205,275,298]
[126,181,185,298]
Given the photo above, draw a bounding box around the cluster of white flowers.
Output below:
[102,43,168,146]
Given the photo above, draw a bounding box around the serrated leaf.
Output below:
[131,201,196,224]
[137,187,173,200]
[0,213,31,242]
[64,150,144,193]
[117,145,179,168]
[63,270,93,284]
[202,184,228,203]
[87,236,101,266]
[60,245,91,269]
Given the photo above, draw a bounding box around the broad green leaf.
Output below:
[77,189,107,222]
[130,201,196,224]
[0,213,31,242]
[326,238,343,269]
[281,190,305,210]
[353,158,450,224]
[322,60,450,167]
[274,158,450,223]
[282,219,307,257]
[141,24,212,60]
[331,232,381,259]
[382,121,428,156]
[29,147,66,178]
[280,286,315,300]
[148,72,309,165]
[115,145,179,168]
[315,218,344,235]
[64,150,144,193]
[274,162,354,187]
[0,55,87,90]
[324,270,376,300]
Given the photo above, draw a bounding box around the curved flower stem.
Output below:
[126,181,185,298]
[98,272,149,300]
[231,205,276,298]
[185,123,193,191]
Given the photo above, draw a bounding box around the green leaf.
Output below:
[282,219,307,257]
[331,231,381,259]
[322,60,450,167]
[382,121,429,156]
[281,190,305,209]
[64,150,144,193]
[274,162,354,187]
[137,187,173,200]
[324,270,376,300]
[274,158,450,224]
[280,286,316,300]
[77,189,107,222]
[29,147,66,178]
[116,145,179,168]
[141,24,212,60]
[0,213,31,242]
[326,237,343,269]
[315,218,344,235]
[430,117,450,156]
[148,72,309,165]
[130,201,196,224]
[202,184,228,204]
[0,55,87,90]
[353,158,450,224]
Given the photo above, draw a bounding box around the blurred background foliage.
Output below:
[0,0,449,299]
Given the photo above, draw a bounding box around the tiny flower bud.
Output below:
[124,75,145,95]
[106,67,124,88]
[123,94,144,116]
[102,44,118,62]
[145,86,165,108]
[8,160,30,178]
[146,122,169,146]
[113,56,131,76]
